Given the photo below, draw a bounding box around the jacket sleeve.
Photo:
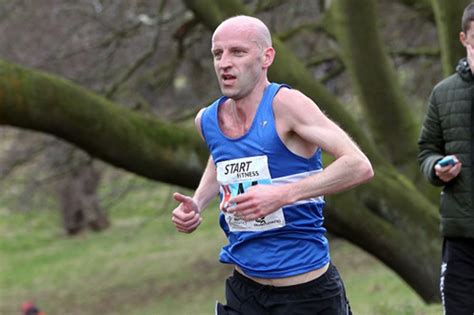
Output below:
[417,88,445,186]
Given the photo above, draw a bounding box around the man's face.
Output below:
[211,25,266,99]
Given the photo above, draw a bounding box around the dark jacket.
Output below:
[418,58,474,238]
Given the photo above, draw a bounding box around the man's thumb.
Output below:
[173,192,196,213]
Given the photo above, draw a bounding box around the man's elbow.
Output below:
[358,157,374,183]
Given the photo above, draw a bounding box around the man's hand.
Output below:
[434,156,462,183]
[226,185,287,221]
[171,192,201,233]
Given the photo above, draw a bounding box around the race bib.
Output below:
[216,155,285,232]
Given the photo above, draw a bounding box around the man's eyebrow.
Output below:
[230,46,248,50]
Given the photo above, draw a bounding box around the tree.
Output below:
[0,0,469,303]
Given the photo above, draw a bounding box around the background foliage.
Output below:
[0,0,467,313]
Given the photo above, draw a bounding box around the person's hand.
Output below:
[434,156,462,183]
[171,192,201,233]
[226,185,286,221]
[467,44,474,74]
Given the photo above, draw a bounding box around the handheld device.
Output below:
[437,156,456,167]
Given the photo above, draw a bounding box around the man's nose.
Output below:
[218,52,232,68]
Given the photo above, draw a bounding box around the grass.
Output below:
[0,178,442,315]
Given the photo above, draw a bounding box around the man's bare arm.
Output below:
[227,89,373,221]
[171,109,220,232]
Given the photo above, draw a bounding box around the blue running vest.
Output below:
[201,83,329,278]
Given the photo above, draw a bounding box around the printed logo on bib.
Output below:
[217,155,285,232]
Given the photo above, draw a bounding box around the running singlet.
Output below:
[200,83,329,278]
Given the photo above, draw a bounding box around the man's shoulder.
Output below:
[430,72,474,105]
[195,99,220,135]
[273,88,321,129]
[432,73,464,92]
[199,96,226,119]
[195,107,207,121]
[273,87,309,108]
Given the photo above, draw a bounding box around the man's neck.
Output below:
[218,84,268,137]
[231,80,269,116]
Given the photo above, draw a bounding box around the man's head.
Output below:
[211,15,275,99]
[212,15,272,50]
[460,3,474,49]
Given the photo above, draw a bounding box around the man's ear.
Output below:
[460,31,467,47]
[262,47,275,69]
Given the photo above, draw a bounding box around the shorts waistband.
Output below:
[233,262,333,292]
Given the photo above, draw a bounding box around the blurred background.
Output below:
[0,0,463,314]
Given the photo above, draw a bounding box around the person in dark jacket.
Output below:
[418,3,474,314]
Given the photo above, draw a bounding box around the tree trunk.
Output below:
[0,60,208,187]
[431,0,471,76]
[331,0,419,172]
[56,160,109,235]
[331,0,440,202]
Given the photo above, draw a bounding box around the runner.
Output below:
[171,15,373,315]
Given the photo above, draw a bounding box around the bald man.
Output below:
[171,15,373,315]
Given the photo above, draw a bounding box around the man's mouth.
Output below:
[221,74,236,82]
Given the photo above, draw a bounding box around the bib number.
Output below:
[217,156,285,232]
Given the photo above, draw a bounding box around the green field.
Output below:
[0,180,442,315]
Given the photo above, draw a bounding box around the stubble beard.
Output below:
[220,82,241,99]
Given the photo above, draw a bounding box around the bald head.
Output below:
[212,15,272,49]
